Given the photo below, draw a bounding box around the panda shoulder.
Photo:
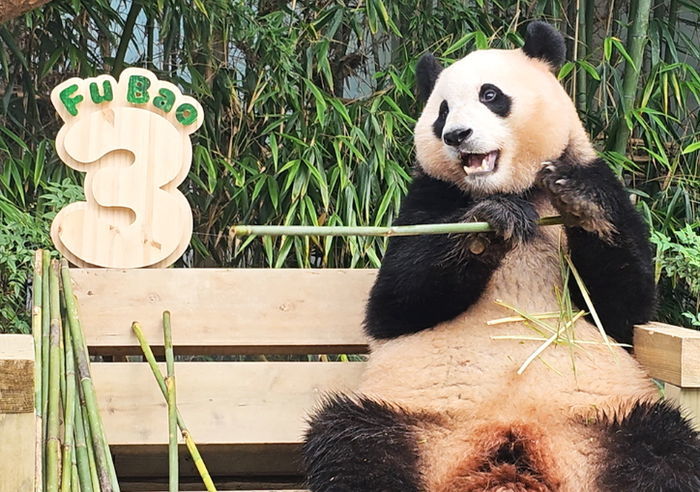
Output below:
[396,169,471,225]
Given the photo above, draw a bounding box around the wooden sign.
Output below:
[49,68,204,268]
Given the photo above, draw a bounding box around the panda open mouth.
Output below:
[460,150,499,176]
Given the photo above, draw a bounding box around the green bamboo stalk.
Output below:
[73,389,94,492]
[32,250,44,492]
[41,249,51,468]
[231,216,563,238]
[60,259,119,492]
[163,312,179,492]
[46,261,62,492]
[610,0,653,155]
[131,322,217,492]
[575,0,588,113]
[61,311,76,492]
[79,389,100,492]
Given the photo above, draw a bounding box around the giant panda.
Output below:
[303,21,700,492]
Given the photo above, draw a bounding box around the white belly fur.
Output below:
[358,223,657,490]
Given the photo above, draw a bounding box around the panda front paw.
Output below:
[457,196,539,254]
[537,157,617,241]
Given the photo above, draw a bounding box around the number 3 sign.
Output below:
[50,68,203,268]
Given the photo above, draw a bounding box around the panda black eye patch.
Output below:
[432,100,449,139]
[479,83,511,117]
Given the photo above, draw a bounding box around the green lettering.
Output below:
[153,88,175,112]
[127,75,150,103]
[175,103,198,125]
[59,84,83,116]
[89,80,113,104]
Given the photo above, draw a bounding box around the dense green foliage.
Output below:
[1,0,699,333]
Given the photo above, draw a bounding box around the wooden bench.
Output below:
[2,268,699,491]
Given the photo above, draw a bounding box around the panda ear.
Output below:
[522,21,566,71]
[416,53,443,103]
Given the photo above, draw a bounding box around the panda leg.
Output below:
[599,400,700,491]
[303,394,425,492]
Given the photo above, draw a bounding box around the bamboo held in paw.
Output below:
[60,259,119,492]
[164,311,179,492]
[132,322,217,492]
[46,260,62,492]
[231,216,563,238]
[32,250,44,492]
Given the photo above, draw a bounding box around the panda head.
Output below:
[414,22,595,195]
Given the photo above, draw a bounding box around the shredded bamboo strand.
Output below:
[32,250,44,492]
[231,216,563,237]
[132,322,217,492]
[46,260,62,492]
[163,312,179,492]
[60,259,119,492]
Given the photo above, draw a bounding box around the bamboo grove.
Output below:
[1,0,699,332]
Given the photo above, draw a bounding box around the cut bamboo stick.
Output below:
[60,259,119,492]
[46,260,62,492]
[231,216,563,237]
[32,250,44,492]
[163,311,178,492]
[72,389,94,492]
[41,249,51,481]
[61,309,76,492]
[132,322,217,492]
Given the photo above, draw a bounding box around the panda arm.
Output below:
[364,174,535,340]
[539,157,656,345]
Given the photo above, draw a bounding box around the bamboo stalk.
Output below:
[60,259,119,492]
[61,309,76,492]
[131,322,217,492]
[163,312,179,492]
[32,250,44,492]
[46,261,62,492]
[79,390,100,492]
[41,249,51,477]
[72,389,94,492]
[231,216,563,237]
[610,0,653,155]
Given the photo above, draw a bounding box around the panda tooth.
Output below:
[463,165,470,175]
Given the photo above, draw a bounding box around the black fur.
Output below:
[479,83,512,117]
[599,400,700,491]
[432,100,449,139]
[522,21,566,70]
[303,394,424,492]
[537,153,656,345]
[364,173,539,340]
[416,53,443,103]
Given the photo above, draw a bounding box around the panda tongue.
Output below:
[464,151,497,174]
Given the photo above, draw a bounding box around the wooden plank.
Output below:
[0,335,35,492]
[0,334,34,413]
[665,383,700,430]
[94,361,364,445]
[634,322,700,387]
[93,360,364,476]
[71,269,375,355]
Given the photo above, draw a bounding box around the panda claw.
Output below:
[546,165,557,173]
[541,161,552,167]
[555,179,568,186]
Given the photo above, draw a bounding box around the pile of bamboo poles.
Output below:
[32,251,119,492]
[32,250,217,491]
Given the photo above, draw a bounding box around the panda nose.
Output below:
[443,128,473,147]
